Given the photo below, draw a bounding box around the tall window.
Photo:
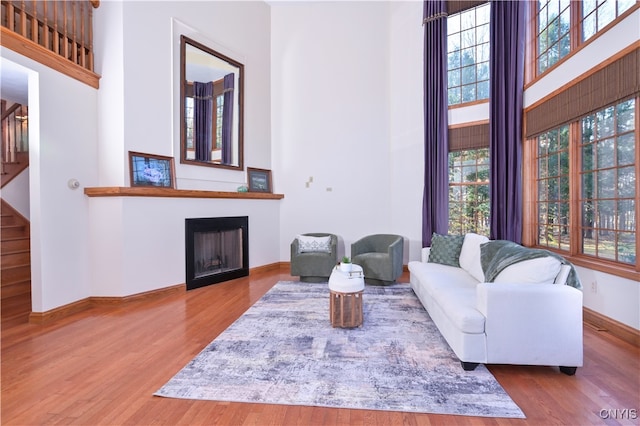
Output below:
[580,99,636,264]
[536,126,570,250]
[582,0,636,41]
[447,3,490,106]
[536,0,571,74]
[449,149,490,235]
[533,98,637,267]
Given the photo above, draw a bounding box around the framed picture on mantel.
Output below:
[247,167,272,193]
[128,151,176,189]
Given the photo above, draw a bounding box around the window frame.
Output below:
[448,147,490,237]
[446,2,491,107]
[525,1,640,86]
[524,96,640,281]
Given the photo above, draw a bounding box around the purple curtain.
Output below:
[221,73,235,165]
[489,1,526,243]
[194,81,213,162]
[422,0,449,247]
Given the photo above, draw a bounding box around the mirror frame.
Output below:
[180,35,244,170]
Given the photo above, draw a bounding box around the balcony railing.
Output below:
[1,0,100,88]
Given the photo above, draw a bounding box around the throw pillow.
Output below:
[297,235,332,253]
[427,233,464,267]
[459,232,490,282]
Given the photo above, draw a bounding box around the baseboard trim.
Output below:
[29,298,92,324]
[29,284,186,324]
[28,262,285,324]
[250,262,284,275]
[583,307,640,348]
[92,283,185,306]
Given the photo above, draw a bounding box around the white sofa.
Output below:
[408,233,583,375]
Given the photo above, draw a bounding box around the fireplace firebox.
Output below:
[185,216,249,290]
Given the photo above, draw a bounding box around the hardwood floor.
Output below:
[2,266,638,425]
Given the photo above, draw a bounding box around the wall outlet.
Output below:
[590,281,598,293]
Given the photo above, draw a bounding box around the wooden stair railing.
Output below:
[1,99,29,187]
[1,0,100,88]
[0,198,31,325]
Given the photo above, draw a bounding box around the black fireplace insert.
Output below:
[185,216,249,290]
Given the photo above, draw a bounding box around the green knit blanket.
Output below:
[480,240,582,290]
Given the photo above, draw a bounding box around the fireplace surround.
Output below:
[185,216,249,290]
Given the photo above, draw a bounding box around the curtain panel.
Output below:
[489,0,526,243]
[194,81,214,162]
[422,0,450,247]
[526,48,640,138]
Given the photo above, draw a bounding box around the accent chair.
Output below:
[351,234,404,285]
[290,233,338,282]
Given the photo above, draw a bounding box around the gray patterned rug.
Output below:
[155,281,525,418]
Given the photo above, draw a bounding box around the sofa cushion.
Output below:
[428,233,464,267]
[408,261,485,334]
[433,286,485,334]
[459,233,489,282]
[494,257,562,284]
[297,235,331,253]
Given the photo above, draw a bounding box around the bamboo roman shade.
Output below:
[526,48,640,138]
[447,0,487,15]
[448,123,489,152]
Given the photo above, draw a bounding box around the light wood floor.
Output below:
[2,266,638,425]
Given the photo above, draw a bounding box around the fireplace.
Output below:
[185,216,249,290]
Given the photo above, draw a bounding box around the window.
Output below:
[580,99,636,264]
[184,80,225,160]
[533,98,637,268]
[449,149,490,235]
[536,126,570,251]
[582,0,636,41]
[536,0,571,74]
[534,0,638,78]
[447,3,490,106]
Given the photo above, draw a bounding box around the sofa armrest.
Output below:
[477,282,583,367]
[421,247,431,263]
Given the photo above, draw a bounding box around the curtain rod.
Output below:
[423,12,448,26]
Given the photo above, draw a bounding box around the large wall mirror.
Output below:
[180,35,244,170]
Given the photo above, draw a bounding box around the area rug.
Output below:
[155,281,525,418]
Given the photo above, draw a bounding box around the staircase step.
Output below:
[1,264,31,285]
[0,151,29,188]
[0,224,27,239]
[1,237,30,252]
[1,213,19,226]
[1,250,30,268]
[1,294,32,322]
[1,279,31,298]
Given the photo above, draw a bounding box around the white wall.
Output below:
[89,197,280,297]
[388,1,425,263]
[0,47,98,312]
[272,1,393,261]
[94,1,272,191]
[87,0,277,297]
